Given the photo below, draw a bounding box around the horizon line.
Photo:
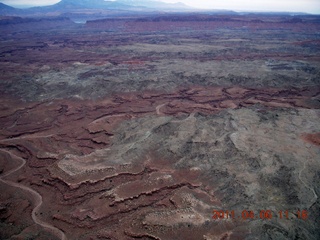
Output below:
[1,1,319,15]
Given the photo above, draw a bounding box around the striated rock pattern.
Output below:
[1,85,320,239]
[0,14,320,240]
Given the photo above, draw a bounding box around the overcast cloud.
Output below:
[2,0,320,13]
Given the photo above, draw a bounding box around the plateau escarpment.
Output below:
[0,14,320,240]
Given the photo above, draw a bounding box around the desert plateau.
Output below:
[0,1,320,239]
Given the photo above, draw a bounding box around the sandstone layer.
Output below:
[0,14,320,240]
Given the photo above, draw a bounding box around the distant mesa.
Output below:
[0,16,72,25]
[281,17,303,23]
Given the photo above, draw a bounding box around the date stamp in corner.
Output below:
[212,209,309,221]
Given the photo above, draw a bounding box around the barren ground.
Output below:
[0,14,320,240]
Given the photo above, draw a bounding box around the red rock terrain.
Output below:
[1,13,320,240]
[0,85,319,239]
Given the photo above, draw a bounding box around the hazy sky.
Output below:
[2,0,320,14]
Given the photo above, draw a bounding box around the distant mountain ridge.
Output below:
[116,0,190,9]
[57,0,191,10]
[0,1,313,18]
[0,2,13,9]
[54,0,136,9]
[0,2,18,14]
[0,0,191,15]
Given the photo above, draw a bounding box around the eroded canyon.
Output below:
[0,14,320,240]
